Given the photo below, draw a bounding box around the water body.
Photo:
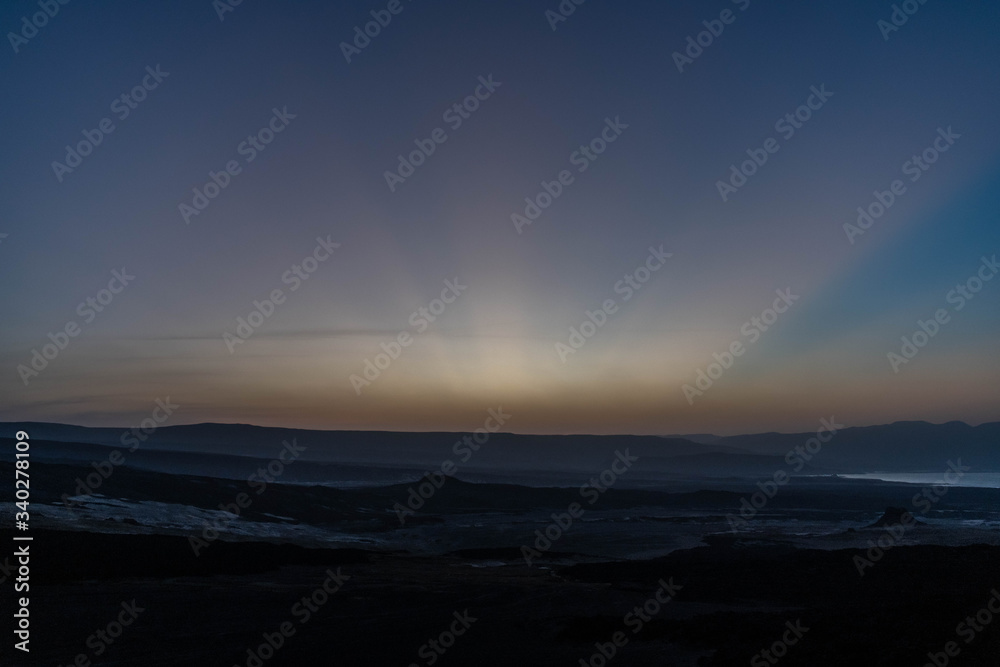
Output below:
[838,472,1000,488]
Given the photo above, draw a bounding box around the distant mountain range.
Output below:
[712,420,1000,472]
[1,420,998,478]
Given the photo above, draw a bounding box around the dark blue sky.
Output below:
[2,0,998,433]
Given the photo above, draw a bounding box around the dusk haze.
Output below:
[1,1,999,665]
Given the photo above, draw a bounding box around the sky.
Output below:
[1,0,998,435]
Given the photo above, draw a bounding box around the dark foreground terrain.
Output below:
[3,529,998,666]
[2,426,999,665]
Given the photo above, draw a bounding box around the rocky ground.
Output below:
[3,529,999,666]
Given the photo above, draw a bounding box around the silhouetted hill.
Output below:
[2,419,998,476]
[717,420,1000,472]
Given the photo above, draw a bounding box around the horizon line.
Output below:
[2,417,993,440]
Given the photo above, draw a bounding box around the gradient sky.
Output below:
[1,0,998,435]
